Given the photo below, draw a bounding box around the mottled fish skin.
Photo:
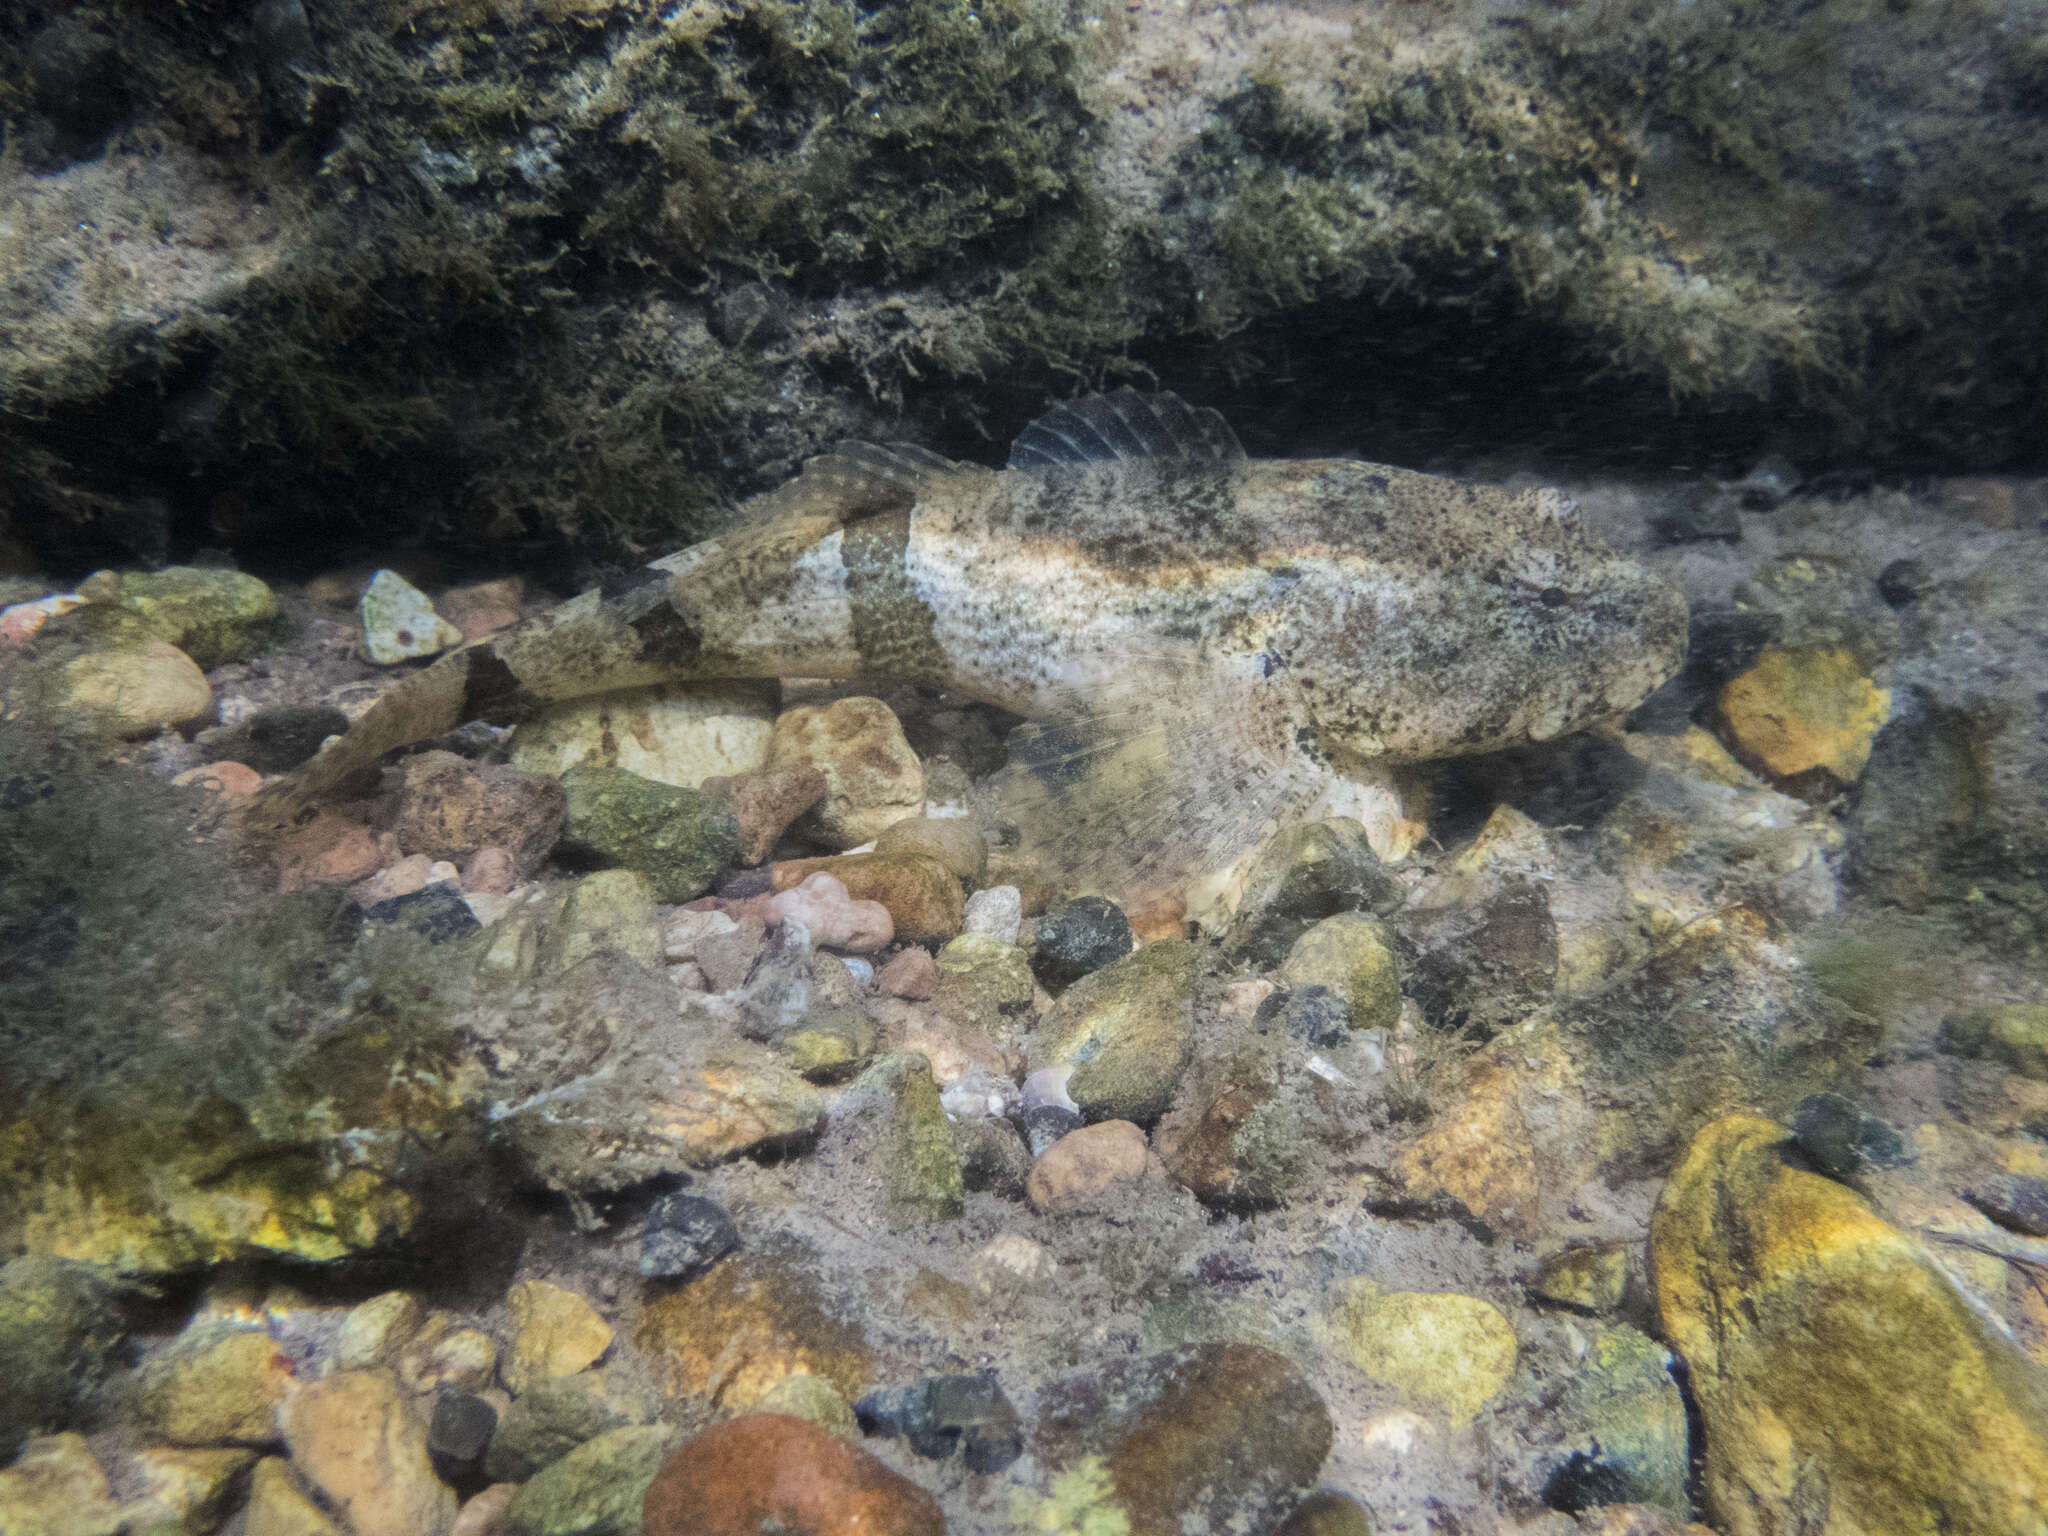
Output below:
[239,393,1686,897]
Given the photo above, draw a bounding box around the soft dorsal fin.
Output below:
[731,441,965,530]
[1007,388,1244,471]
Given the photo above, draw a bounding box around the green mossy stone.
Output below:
[749,1374,858,1437]
[1279,912,1402,1035]
[1527,1242,1631,1315]
[1542,1323,1690,1512]
[558,765,739,904]
[505,1423,678,1536]
[842,1053,966,1227]
[934,932,1036,1044]
[1319,1280,1518,1428]
[542,869,663,973]
[128,1322,290,1446]
[484,1372,658,1485]
[1029,940,1199,1125]
[77,567,280,669]
[1272,1490,1375,1536]
[0,1256,124,1461]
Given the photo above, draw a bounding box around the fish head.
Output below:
[1256,470,1689,764]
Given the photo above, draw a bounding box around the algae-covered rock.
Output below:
[129,1320,292,1446]
[933,931,1037,1045]
[1034,1342,1333,1536]
[1526,1323,1689,1515]
[766,697,925,849]
[0,1433,125,1536]
[830,1053,966,1227]
[1279,912,1402,1035]
[1222,820,1402,968]
[504,1423,677,1536]
[0,1256,124,1460]
[76,566,279,668]
[1319,1279,1519,1428]
[1943,1002,2048,1081]
[1027,939,1199,1125]
[558,764,739,904]
[1719,645,1891,784]
[1651,1112,2048,1535]
[484,1371,659,1485]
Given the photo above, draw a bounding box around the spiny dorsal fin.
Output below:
[1007,389,1244,471]
[732,441,964,531]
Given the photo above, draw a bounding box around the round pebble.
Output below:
[962,885,1023,945]
[641,1193,741,1280]
[1031,896,1134,989]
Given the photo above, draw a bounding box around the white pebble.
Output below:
[962,884,1023,945]
[360,569,463,664]
[840,957,873,988]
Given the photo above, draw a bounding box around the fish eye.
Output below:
[1538,586,1569,608]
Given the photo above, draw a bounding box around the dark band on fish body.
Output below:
[842,509,949,682]
[460,647,540,725]
[626,592,705,674]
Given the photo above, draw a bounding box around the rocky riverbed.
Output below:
[3,466,2046,1535]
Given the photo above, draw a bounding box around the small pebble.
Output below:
[962,885,1023,945]
[840,956,873,988]
[664,907,740,963]
[351,853,459,908]
[877,947,939,1000]
[1255,985,1351,1049]
[361,569,463,663]
[1877,557,1930,608]
[172,761,264,799]
[1021,1104,1083,1156]
[462,847,517,895]
[767,872,894,953]
[640,1193,740,1280]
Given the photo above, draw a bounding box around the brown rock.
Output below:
[449,1483,517,1536]
[877,946,939,1000]
[637,1253,874,1411]
[771,852,963,946]
[276,812,384,890]
[873,815,988,885]
[1153,1066,1288,1212]
[277,1369,455,1536]
[1027,1120,1169,1217]
[440,578,527,641]
[396,750,565,876]
[642,1414,945,1536]
[705,762,829,865]
[130,1321,293,1445]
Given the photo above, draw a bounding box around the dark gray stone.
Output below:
[362,882,480,944]
[1031,897,1133,990]
[1791,1092,1907,1181]
[854,1370,1023,1473]
[639,1193,739,1280]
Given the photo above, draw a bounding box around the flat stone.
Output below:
[336,1292,424,1371]
[509,681,776,791]
[1527,1243,1632,1315]
[505,1281,613,1394]
[873,815,987,884]
[360,569,463,663]
[1653,1112,2048,1535]
[1718,645,1890,784]
[278,1368,456,1536]
[1320,1279,1519,1427]
[854,1371,1022,1473]
[641,1413,946,1536]
[636,1252,874,1412]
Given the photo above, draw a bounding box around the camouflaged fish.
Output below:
[242,391,1687,911]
